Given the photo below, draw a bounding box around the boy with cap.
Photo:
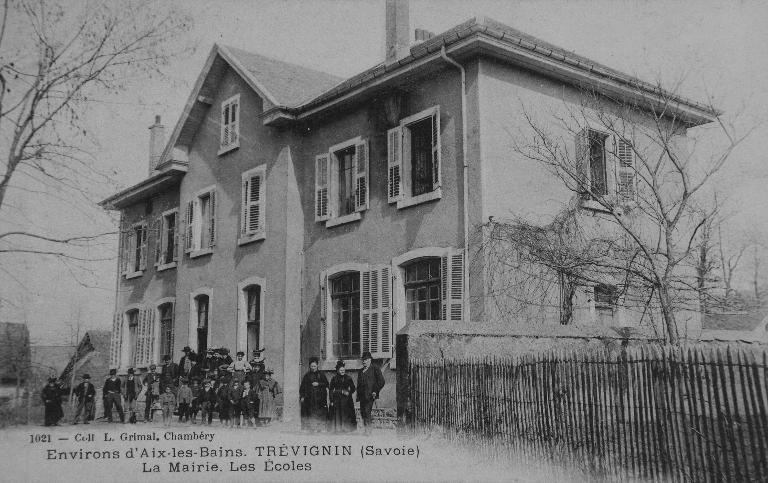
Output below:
[159,385,176,427]
[72,374,96,424]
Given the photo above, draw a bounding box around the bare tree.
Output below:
[0,0,191,269]
[485,84,750,343]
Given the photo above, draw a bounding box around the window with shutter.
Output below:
[138,223,148,271]
[617,139,636,202]
[154,217,162,267]
[319,272,329,359]
[184,200,194,253]
[187,186,216,257]
[318,136,369,227]
[123,222,147,278]
[362,265,392,359]
[207,190,216,248]
[158,302,174,362]
[219,94,240,154]
[577,128,613,201]
[240,166,266,244]
[391,106,442,209]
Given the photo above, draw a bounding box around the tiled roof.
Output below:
[224,46,343,107]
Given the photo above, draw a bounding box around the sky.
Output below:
[2,0,767,345]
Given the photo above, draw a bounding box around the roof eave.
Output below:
[99,167,186,211]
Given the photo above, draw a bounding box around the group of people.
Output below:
[44,346,280,427]
[300,351,385,435]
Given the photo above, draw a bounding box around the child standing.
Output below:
[257,368,281,426]
[159,386,176,427]
[177,379,193,423]
[189,378,201,424]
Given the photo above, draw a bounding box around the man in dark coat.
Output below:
[125,368,138,422]
[160,354,179,394]
[143,364,159,422]
[72,374,96,424]
[103,369,125,423]
[41,377,62,426]
[178,346,196,381]
[356,351,385,435]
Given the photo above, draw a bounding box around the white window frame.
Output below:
[315,136,369,228]
[577,128,637,211]
[239,165,267,245]
[119,304,143,371]
[156,208,178,271]
[236,276,266,355]
[186,185,216,258]
[389,105,442,210]
[154,297,175,364]
[219,94,240,155]
[188,287,213,355]
[318,262,367,370]
[125,221,148,279]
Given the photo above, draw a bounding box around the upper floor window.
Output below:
[388,105,441,209]
[315,137,369,226]
[122,221,147,278]
[240,165,266,244]
[155,209,178,268]
[576,129,636,203]
[219,94,240,154]
[184,187,216,257]
[404,258,442,322]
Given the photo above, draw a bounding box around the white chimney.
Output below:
[148,115,165,175]
[385,0,411,64]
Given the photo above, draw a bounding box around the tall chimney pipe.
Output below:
[148,115,165,175]
[385,0,410,64]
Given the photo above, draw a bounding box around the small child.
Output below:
[189,379,201,424]
[177,379,193,423]
[159,386,176,427]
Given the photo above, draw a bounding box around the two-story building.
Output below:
[100,0,717,423]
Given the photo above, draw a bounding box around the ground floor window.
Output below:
[159,303,174,360]
[404,257,441,321]
[331,272,360,358]
[245,285,261,354]
[594,284,618,325]
[195,294,209,355]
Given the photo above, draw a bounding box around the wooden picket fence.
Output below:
[407,346,768,482]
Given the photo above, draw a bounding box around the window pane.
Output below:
[589,132,607,196]
[409,117,434,196]
[336,147,355,216]
[330,272,360,357]
[404,257,443,322]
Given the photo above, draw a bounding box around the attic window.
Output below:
[219,94,240,155]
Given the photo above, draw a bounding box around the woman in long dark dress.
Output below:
[299,357,328,432]
[329,361,356,433]
[41,377,62,426]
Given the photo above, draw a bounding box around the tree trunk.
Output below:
[659,285,679,344]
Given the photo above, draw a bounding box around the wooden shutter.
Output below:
[172,212,179,262]
[109,312,123,369]
[241,177,250,235]
[184,200,194,252]
[208,190,216,248]
[243,171,264,235]
[319,272,330,359]
[221,103,230,148]
[315,154,329,221]
[617,138,636,202]
[387,127,402,203]
[120,230,130,276]
[138,224,148,271]
[362,265,391,359]
[441,249,465,321]
[354,139,369,212]
[431,109,441,190]
[575,129,589,196]
[230,100,239,146]
[154,218,162,266]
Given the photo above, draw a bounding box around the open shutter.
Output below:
[431,109,441,190]
[362,265,391,359]
[184,200,194,253]
[245,172,263,235]
[355,139,369,212]
[315,154,329,221]
[208,190,216,248]
[387,127,403,203]
[109,312,123,369]
[120,230,130,276]
[440,249,465,321]
[138,224,148,271]
[241,177,250,235]
[172,213,179,262]
[154,218,163,266]
[221,103,230,148]
[575,129,589,197]
[319,272,330,359]
[617,138,636,202]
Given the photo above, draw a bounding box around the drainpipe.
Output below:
[440,46,470,323]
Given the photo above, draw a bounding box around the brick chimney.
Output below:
[148,115,165,175]
[385,0,411,63]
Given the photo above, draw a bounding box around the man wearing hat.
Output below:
[72,374,96,424]
[125,368,138,422]
[356,351,385,435]
[41,377,62,426]
[178,346,196,381]
[143,364,159,422]
[103,369,125,423]
[160,355,179,394]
